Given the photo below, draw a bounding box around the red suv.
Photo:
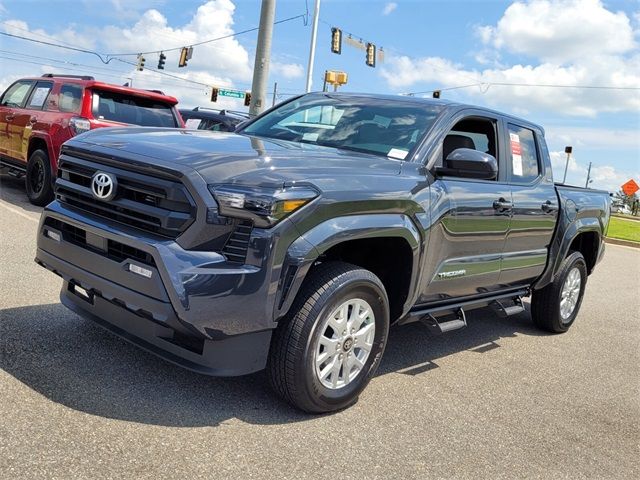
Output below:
[0,74,184,205]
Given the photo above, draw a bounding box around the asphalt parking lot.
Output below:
[1,173,638,479]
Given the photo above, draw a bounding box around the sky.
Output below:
[0,0,638,192]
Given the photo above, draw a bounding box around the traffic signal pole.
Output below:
[305,0,321,92]
[249,0,276,117]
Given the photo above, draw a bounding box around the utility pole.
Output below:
[305,0,321,92]
[249,0,276,117]
[272,82,278,107]
[585,162,592,188]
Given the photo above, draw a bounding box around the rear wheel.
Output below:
[531,251,587,333]
[268,261,389,413]
[25,149,54,206]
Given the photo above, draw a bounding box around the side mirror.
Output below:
[435,148,498,180]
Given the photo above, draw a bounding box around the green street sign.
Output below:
[218,89,245,99]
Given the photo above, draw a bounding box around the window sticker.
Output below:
[302,132,319,142]
[510,132,523,176]
[388,148,408,160]
[185,118,202,129]
[29,87,50,108]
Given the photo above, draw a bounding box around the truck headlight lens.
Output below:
[208,184,318,228]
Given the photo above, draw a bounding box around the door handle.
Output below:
[5,114,14,121]
[29,117,38,125]
[493,198,512,211]
[541,200,558,213]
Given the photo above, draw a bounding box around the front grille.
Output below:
[221,220,253,263]
[45,217,155,267]
[56,151,195,238]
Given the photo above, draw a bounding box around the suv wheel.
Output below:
[531,251,587,333]
[268,261,389,413]
[26,149,54,206]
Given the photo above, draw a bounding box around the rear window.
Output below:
[91,90,177,127]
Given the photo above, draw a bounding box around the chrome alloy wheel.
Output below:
[314,298,376,389]
[560,267,582,321]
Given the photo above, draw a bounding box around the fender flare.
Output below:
[274,214,422,319]
[28,133,56,171]
[534,218,601,289]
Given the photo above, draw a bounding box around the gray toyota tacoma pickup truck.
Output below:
[36,93,610,412]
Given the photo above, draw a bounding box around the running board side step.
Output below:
[491,296,525,317]
[420,308,467,335]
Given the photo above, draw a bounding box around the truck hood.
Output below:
[71,127,403,187]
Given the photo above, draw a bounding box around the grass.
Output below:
[607,216,640,243]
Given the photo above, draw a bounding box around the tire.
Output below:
[25,149,54,206]
[267,261,390,413]
[531,251,587,333]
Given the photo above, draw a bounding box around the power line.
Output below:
[105,13,308,56]
[405,82,640,96]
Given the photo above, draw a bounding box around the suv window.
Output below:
[26,81,53,110]
[1,80,34,107]
[59,84,83,113]
[91,90,177,127]
[508,124,540,183]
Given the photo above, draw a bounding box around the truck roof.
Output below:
[23,75,179,105]
[307,91,545,135]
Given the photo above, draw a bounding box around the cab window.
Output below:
[0,80,34,107]
[441,117,498,172]
[508,124,540,183]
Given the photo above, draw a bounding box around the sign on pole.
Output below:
[218,89,246,99]
[621,179,639,196]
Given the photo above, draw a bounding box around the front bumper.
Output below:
[35,201,278,376]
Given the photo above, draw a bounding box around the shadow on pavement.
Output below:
[0,302,544,427]
[0,173,43,215]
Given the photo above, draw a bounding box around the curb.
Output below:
[605,237,640,249]
[612,214,640,222]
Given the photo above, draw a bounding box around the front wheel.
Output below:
[531,251,587,333]
[25,149,54,206]
[267,261,389,413]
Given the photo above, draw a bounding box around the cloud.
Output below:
[2,19,97,50]
[481,0,636,63]
[270,62,304,79]
[382,2,397,16]
[380,0,640,117]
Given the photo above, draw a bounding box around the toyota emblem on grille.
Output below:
[91,172,117,201]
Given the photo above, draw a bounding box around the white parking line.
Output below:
[0,200,39,223]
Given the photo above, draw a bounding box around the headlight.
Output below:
[208,184,319,228]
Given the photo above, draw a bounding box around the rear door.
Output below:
[0,80,35,161]
[499,123,558,286]
[17,80,55,162]
[419,110,512,303]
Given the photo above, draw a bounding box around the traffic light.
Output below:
[211,87,218,103]
[365,43,376,67]
[331,27,342,54]
[137,54,145,71]
[178,47,189,67]
[157,52,166,70]
[244,92,251,107]
[432,90,441,99]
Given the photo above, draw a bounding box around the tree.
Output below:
[613,190,639,215]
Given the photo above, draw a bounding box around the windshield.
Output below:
[91,89,178,127]
[241,94,443,160]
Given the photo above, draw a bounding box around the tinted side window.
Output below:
[26,81,53,110]
[1,80,34,107]
[508,124,540,183]
[59,84,83,113]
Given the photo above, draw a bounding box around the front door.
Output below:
[0,80,34,160]
[418,111,512,304]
